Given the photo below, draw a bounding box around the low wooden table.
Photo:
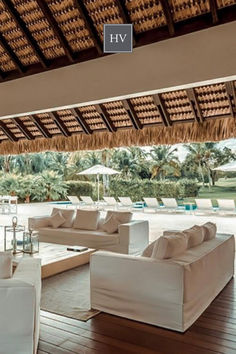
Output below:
[13,242,95,278]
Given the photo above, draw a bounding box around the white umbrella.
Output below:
[78,164,120,201]
[213,161,236,172]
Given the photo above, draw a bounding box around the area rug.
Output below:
[41,264,100,321]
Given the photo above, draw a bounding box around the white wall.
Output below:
[0,21,236,119]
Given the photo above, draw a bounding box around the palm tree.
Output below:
[150,146,180,180]
[111,149,141,178]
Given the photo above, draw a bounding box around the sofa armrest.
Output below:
[118,220,149,254]
[28,215,50,230]
[90,251,184,306]
[0,259,41,354]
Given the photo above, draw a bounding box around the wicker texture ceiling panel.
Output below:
[56,109,83,133]
[125,0,166,33]
[79,105,106,130]
[103,101,132,128]
[161,90,195,121]
[0,44,16,72]
[195,83,230,117]
[170,0,210,22]
[46,0,94,52]
[217,0,236,8]
[130,96,162,125]
[36,113,60,135]
[20,116,43,137]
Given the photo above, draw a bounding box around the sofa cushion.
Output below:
[151,233,188,260]
[0,252,12,279]
[105,211,132,224]
[102,214,120,233]
[49,212,65,228]
[184,225,204,248]
[73,209,100,230]
[51,208,74,228]
[141,241,155,257]
[202,222,217,241]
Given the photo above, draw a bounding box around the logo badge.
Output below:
[103,24,133,53]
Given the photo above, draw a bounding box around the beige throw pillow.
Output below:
[202,222,217,241]
[51,208,74,228]
[184,225,204,248]
[73,209,100,230]
[0,252,12,279]
[102,215,120,234]
[49,212,65,228]
[141,241,156,257]
[105,211,132,224]
[151,233,188,260]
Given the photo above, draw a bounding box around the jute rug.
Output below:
[41,264,100,321]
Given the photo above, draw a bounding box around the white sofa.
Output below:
[0,258,41,354]
[28,214,149,255]
[90,233,235,332]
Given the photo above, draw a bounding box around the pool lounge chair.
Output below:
[143,198,160,213]
[161,198,185,213]
[80,196,96,209]
[217,199,236,215]
[195,199,215,214]
[103,197,118,210]
[118,197,134,210]
[67,196,80,209]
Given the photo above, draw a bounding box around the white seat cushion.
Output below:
[73,209,100,230]
[0,252,12,279]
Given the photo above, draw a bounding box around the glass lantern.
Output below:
[4,216,25,254]
[23,230,39,254]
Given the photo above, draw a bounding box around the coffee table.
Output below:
[13,242,95,278]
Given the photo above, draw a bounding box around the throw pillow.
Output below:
[151,233,188,260]
[141,241,156,257]
[202,222,217,241]
[51,208,74,228]
[0,252,12,279]
[105,211,132,224]
[73,209,100,230]
[102,214,120,233]
[49,212,65,229]
[183,225,204,248]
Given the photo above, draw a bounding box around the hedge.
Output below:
[66,181,93,197]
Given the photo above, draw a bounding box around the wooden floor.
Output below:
[38,277,235,354]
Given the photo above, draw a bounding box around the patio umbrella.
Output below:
[213,161,236,172]
[77,164,120,202]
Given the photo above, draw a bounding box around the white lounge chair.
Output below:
[118,197,134,210]
[80,196,96,209]
[217,199,236,215]
[103,197,118,210]
[143,198,160,213]
[195,199,215,214]
[67,196,80,209]
[161,198,185,213]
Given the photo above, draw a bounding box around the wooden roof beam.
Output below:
[114,0,137,44]
[49,112,71,137]
[153,94,172,126]
[209,0,219,24]
[0,32,25,74]
[73,0,103,55]
[95,104,117,132]
[13,118,34,140]
[36,0,74,63]
[70,108,92,135]
[0,120,18,142]
[225,81,236,118]
[30,115,52,139]
[186,89,204,123]
[160,0,175,36]
[2,0,49,69]
[123,99,143,130]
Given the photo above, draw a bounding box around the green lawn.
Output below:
[183,177,236,206]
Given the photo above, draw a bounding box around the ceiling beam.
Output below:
[49,112,71,137]
[70,108,92,135]
[123,99,143,130]
[209,0,219,24]
[153,94,172,126]
[36,0,74,63]
[186,89,204,123]
[30,115,52,139]
[114,0,137,44]
[95,104,117,132]
[0,32,25,74]
[2,0,49,69]
[225,81,236,118]
[73,0,103,55]
[0,120,18,142]
[160,0,175,36]
[13,118,34,140]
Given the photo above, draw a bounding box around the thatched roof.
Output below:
[0,0,235,82]
[0,80,235,154]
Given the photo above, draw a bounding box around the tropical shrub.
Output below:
[0,173,20,196]
[66,180,93,197]
[178,179,200,198]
